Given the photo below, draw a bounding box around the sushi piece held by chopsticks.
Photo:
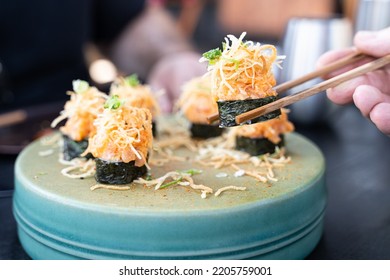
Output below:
[200,32,284,127]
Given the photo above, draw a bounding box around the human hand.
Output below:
[148,51,206,113]
[317,27,390,136]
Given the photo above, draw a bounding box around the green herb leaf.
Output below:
[124,74,140,87]
[225,58,240,69]
[158,169,202,189]
[159,176,183,189]
[104,95,123,110]
[72,80,89,94]
[180,169,203,176]
[202,48,222,65]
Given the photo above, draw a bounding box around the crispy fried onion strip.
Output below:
[134,171,213,199]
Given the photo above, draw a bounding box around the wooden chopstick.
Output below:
[272,51,367,93]
[235,53,390,124]
[206,51,367,124]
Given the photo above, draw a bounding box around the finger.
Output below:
[355,27,390,57]
[316,48,355,68]
[326,75,368,105]
[316,49,354,79]
[353,85,390,117]
[369,102,390,136]
[326,70,390,105]
[316,48,373,79]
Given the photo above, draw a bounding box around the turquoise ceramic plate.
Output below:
[13,129,326,259]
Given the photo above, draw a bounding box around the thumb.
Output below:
[354,27,390,57]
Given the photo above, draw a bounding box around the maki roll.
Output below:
[109,74,160,136]
[200,32,285,127]
[51,80,107,161]
[176,75,223,139]
[83,96,153,185]
[234,109,294,156]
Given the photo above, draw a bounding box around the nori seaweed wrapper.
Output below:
[152,121,157,137]
[190,123,223,139]
[235,134,285,156]
[62,134,92,161]
[217,96,281,127]
[95,158,147,185]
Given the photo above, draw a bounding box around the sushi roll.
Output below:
[51,80,107,161]
[83,96,153,185]
[234,109,294,156]
[176,75,223,139]
[109,74,160,136]
[200,32,285,127]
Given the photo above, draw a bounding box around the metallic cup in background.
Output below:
[355,0,390,31]
[279,17,352,124]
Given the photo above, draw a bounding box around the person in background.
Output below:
[0,0,205,114]
[317,27,390,136]
[216,0,336,43]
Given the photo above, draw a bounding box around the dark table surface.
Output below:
[1,104,390,260]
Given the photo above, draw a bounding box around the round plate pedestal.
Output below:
[14,132,326,259]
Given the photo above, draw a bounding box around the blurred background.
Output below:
[84,0,380,123]
[87,0,349,85]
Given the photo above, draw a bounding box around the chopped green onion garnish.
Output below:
[124,74,140,87]
[104,95,123,110]
[224,58,240,69]
[180,169,203,176]
[158,169,202,189]
[159,177,183,189]
[202,48,222,65]
[72,80,89,94]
